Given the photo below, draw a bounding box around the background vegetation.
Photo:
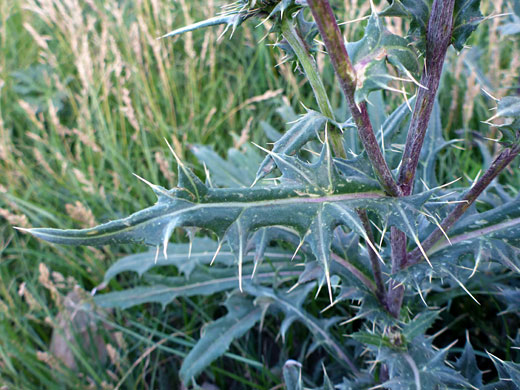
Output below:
[0,0,519,388]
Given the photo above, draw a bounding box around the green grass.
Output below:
[0,0,519,388]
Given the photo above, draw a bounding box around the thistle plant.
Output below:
[18,0,520,388]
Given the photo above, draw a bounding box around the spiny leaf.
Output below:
[346,12,420,104]
[255,110,327,181]
[24,143,434,303]
[276,11,320,61]
[191,144,262,188]
[488,96,520,146]
[179,294,263,383]
[350,330,395,349]
[100,237,234,284]
[381,0,482,52]
[487,353,520,389]
[455,336,483,388]
[402,310,440,341]
[245,283,357,371]
[94,264,299,310]
[452,0,484,51]
[161,0,306,40]
[378,336,469,389]
[429,197,520,274]
[283,360,304,390]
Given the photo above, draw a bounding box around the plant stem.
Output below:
[387,227,406,317]
[406,144,520,267]
[387,0,455,317]
[307,0,400,197]
[280,17,346,158]
[357,210,386,303]
[397,0,456,196]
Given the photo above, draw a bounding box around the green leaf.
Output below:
[487,353,520,389]
[402,310,440,341]
[283,360,304,390]
[452,0,484,51]
[24,143,433,301]
[255,110,327,181]
[346,12,420,104]
[488,96,520,146]
[379,335,469,389]
[429,197,520,274]
[321,365,334,390]
[350,331,394,349]
[161,0,306,40]
[191,144,262,188]
[455,336,483,388]
[381,0,483,52]
[99,237,233,285]
[179,294,263,383]
[245,283,356,370]
[94,263,298,309]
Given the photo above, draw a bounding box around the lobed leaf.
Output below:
[255,110,328,181]
[381,0,483,52]
[488,96,520,146]
[24,144,435,301]
[245,283,356,370]
[179,294,263,383]
[346,12,420,104]
[401,310,440,341]
[161,0,307,40]
[455,336,483,388]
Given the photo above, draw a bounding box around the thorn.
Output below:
[338,14,370,25]
[481,87,499,101]
[291,239,305,261]
[470,170,482,189]
[164,137,184,167]
[320,299,339,313]
[203,162,213,188]
[287,282,300,293]
[469,247,482,279]
[154,245,160,264]
[416,282,428,307]
[163,240,169,260]
[433,176,462,191]
[420,178,430,190]
[340,310,372,325]
[402,86,413,111]
[325,269,333,305]
[250,175,260,188]
[448,271,480,305]
[413,233,432,268]
[402,67,428,90]
[364,233,385,265]
[210,240,223,266]
[132,172,154,188]
[436,220,451,245]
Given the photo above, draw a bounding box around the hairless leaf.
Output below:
[381,0,482,52]
[179,294,263,383]
[346,12,420,104]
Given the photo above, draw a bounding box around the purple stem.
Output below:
[389,0,455,317]
[307,0,401,197]
[358,209,387,304]
[386,227,407,317]
[397,0,456,196]
[407,144,520,267]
